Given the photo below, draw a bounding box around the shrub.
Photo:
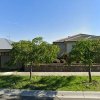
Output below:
[53,59,60,63]
[59,53,69,60]
[65,55,74,66]
[60,59,66,63]
[75,59,81,63]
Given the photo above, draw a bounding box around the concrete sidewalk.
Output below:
[0,89,100,99]
[0,72,100,76]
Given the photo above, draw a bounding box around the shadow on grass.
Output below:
[0,75,76,100]
[0,75,23,88]
[21,76,76,91]
[0,75,76,91]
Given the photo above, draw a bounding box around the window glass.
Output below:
[59,43,65,46]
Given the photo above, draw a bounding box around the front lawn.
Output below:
[0,75,100,91]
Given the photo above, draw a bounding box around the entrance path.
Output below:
[0,72,100,76]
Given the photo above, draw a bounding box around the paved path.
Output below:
[0,89,100,99]
[0,72,100,76]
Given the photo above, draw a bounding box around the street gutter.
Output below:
[0,89,100,99]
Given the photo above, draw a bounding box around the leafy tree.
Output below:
[92,39,100,63]
[43,43,60,63]
[8,37,60,80]
[69,39,100,83]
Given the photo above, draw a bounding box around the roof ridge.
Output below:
[5,39,12,46]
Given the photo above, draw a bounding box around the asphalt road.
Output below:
[0,95,99,100]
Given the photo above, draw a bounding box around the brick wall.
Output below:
[24,63,100,72]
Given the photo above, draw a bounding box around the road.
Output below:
[0,95,99,100]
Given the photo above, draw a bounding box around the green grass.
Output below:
[0,75,100,91]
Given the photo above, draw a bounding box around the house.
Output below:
[53,33,100,55]
[0,38,13,67]
[0,38,22,69]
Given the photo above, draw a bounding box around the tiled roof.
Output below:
[0,38,13,50]
[53,34,100,43]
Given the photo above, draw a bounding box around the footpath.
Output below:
[0,89,100,99]
[0,72,100,76]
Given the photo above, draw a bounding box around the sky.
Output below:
[0,0,100,43]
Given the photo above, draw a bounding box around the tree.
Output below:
[8,37,60,80]
[92,39,100,63]
[69,39,100,83]
[9,40,34,80]
[42,43,60,63]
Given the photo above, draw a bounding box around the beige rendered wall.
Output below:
[66,42,76,53]
[53,42,76,55]
[53,42,66,56]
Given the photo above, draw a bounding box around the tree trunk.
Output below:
[30,62,32,81]
[88,65,92,83]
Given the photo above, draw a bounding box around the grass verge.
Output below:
[0,75,100,91]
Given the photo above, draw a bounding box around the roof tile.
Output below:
[53,34,100,43]
[0,39,13,50]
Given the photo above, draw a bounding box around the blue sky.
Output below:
[0,0,100,43]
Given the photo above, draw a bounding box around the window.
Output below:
[0,52,9,56]
[59,43,65,47]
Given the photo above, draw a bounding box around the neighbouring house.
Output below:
[0,38,22,69]
[0,38,13,68]
[53,33,100,55]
